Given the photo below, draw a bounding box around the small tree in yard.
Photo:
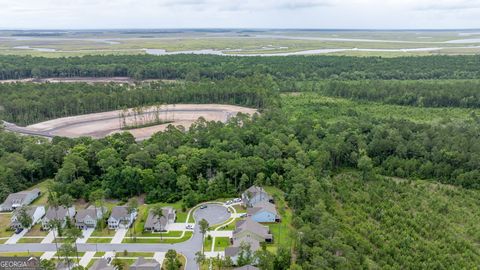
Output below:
[18,206,33,229]
[150,205,164,239]
[126,198,138,238]
[165,249,181,270]
[199,218,209,254]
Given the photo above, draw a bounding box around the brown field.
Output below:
[20,104,257,140]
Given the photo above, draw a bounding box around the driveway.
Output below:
[111,228,127,244]
[5,229,28,244]
[77,228,94,244]
[0,203,231,270]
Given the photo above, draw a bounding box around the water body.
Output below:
[14,46,56,52]
[144,47,444,56]
[444,38,480,44]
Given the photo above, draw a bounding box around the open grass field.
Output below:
[264,187,294,253]
[1,30,480,57]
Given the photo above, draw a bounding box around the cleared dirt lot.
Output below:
[21,104,257,140]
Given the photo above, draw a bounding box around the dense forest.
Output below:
[1,54,480,269]
[2,54,480,80]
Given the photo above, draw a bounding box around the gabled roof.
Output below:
[225,237,261,257]
[130,257,160,270]
[234,265,260,270]
[76,206,106,223]
[1,189,40,208]
[109,206,132,220]
[247,201,277,216]
[233,218,270,239]
[44,206,72,220]
[144,207,175,229]
[243,186,272,201]
[89,258,115,270]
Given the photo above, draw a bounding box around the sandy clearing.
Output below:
[23,104,257,140]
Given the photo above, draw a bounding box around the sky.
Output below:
[0,0,479,29]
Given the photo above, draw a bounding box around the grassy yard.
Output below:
[130,230,183,237]
[214,237,230,251]
[0,252,43,257]
[94,252,106,257]
[86,237,113,243]
[203,236,212,251]
[122,231,192,244]
[0,213,13,237]
[17,237,44,243]
[91,227,115,237]
[29,180,51,206]
[118,251,154,257]
[264,186,294,253]
[131,201,189,236]
[25,224,48,236]
[233,204,246,213]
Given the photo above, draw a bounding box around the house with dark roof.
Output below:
[41,206,76,230]
[89,258,115,270]
[129,257,160,270]
[143,207,176,232]
[108,206,137,229]
[75,205,107,229]
[10,205,45,229]
[0,188,41,212]
[241,186,273,208]
[247,201,279,223]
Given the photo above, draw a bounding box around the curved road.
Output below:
[0,203,231,270]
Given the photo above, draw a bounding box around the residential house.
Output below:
[75,205,107,229]
[225,237,260,265]
[108,206,137,230]
[89,258,115,270]
[247,201,280,223]
[41,206,76,230]
[10,205,46,229]
[0,189,41,212]
[129,257,160,270]
[231,218,273,244]
[144,207,176,232]
[241,186,273,208]
[234,265,260,270]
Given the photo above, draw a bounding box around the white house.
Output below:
[242,186,273,208]
[108,206,137,230]
[41,206,76,230]
[0,189,41,212]
[247,201,279,223]
[10,205,46,229]
[75,205,107,229]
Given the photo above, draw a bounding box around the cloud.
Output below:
[412,0,480,11]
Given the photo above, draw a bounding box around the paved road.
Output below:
[0,203,230,270]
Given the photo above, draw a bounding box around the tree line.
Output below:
[2,54,480,80]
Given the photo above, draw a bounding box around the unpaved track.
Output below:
[5,104,257,140]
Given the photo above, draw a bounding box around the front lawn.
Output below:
[91,228,114,237]
[0,213,13,237]
[122,231,192,244]
[118,251,154,257]
[17,237,43,243]
[213,237,230,251]
[86,237,113,243]
[25,224,48,236]
[0,252,43,257]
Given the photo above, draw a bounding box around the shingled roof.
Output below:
[247,201,277,216]
[233,218,271,240]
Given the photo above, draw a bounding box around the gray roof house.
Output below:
[144,207,176,232]
[232,218,273,244]
[75,205,107,229]
[10,205,46,229]
[225,237,261,265]
[242,186,273,208]
[89,258,115,270]
[0,188,41,212]
[247,201,280,223]
[108,206,137,229]
[129,257,160,270]
[234,265,260,270]
[41,206,76,230]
